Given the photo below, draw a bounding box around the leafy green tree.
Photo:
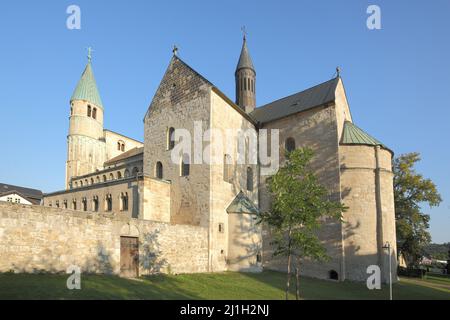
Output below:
[259,147,346,300]
[393,153,442,268]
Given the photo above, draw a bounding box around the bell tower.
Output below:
[65,49,106,189]
[235,31,256,113]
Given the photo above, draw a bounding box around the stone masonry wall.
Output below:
[0,202,208,275]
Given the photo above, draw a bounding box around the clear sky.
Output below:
[0,0,448,243]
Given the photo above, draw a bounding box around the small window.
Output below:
[117,171,122,179]
[109,173,114,180]
[246,167,254,191]
[63,200,68,209]
[90,178,94,185]
[70,107,73,116]
[117,142,121,151]
[56,200,60,208]
[124,169,130,178]
[87,105,92,117]
[82,198,87,211]
[103,175,107,182]
[285,137,296,153]
[93,196,99,212]
[105,194,112,212]
[121,143,125,152]
[72,199,77,210]
[218,223,224,233]
[256,253,262,263]
[181,154,190,177]
[96,176,100,183]
[156,162,163,179]
[121,193,129,211]
[92,108,97,119]
[167,127,175,150]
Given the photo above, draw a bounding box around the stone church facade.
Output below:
[36,36,397,282]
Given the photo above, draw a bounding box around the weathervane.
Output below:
[241,26,247,40]
[336,66,341,78]
[172,45,178,56]
[87,47,94,62]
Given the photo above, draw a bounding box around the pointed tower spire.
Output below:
[235,28,256,113]
[71,49,103,108]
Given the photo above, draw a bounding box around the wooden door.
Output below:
[120,236,139,277]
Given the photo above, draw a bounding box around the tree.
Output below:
[393,153,442,268]
[259,147,347,300]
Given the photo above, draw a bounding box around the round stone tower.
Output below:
[339,121,397,283]
[235,35,256,113]
[65,52,106,189]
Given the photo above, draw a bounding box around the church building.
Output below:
[43,36,397,282]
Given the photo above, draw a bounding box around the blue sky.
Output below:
[0,0,448,243]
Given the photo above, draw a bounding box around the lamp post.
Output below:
[382,242,392,300]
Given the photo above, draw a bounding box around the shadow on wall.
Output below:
[10,242,115,275]
[140,229,168,274]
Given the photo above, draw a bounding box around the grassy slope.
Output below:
[0,271,449,300]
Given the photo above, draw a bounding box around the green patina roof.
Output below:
[226,191,260,215]
[71,62,103,108]
[341,121,390,151]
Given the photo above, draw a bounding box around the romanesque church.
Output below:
[35,36,397,282]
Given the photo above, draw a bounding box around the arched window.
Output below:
[63,200,68,209]
[244,77,247,90]
[285,137,296,153]
[93,196,99,212]
[223,154,232,182]
[84,179,88,186]
[82,197,87,211]
[72,199,77,210]
[109,173,114,180]
[56,200,60,208]
[70,107,73,116]
[167,127,175,150]
[121,192,129,211]
[80,181,83,187]
[247,78,250,92]
[181,154,190,177]
[87,105,92,117]
[117,142,121,151]
[156,162,163,179]
[90,178,94,185]
[92,108,97,119]
[74,181,78,188]
[329,270,339,280]
[103,175,107,182]
[117,171,122,179]
[105,194,112,212]
[121,143,125,152]
[132,167,139,177]
[96,176,100,183]
[124,169,130,178]
[246,167,253,191]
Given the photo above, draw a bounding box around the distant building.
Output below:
[0,183,43,205]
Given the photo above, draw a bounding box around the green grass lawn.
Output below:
[0,271,449,300]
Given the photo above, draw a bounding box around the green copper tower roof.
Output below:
[71,62,103,108]
[226,191,260,214]
[341,121,390,151]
